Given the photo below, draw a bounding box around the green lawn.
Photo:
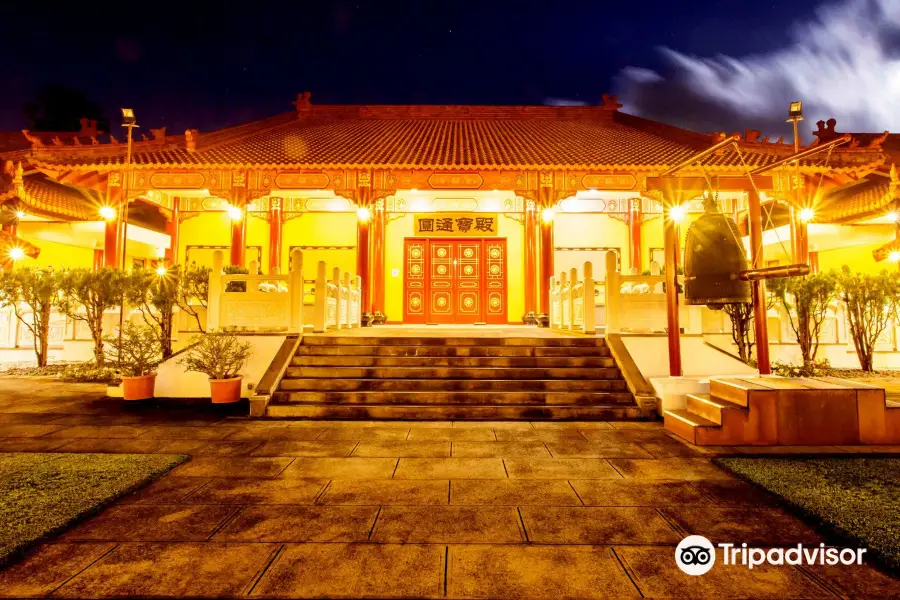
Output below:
[715,457,900,572]
[0,452,187,566]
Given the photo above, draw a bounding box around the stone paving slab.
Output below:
[53,542,279,598]
[504,457,622,479]
[319,479,449,505]
[250,440,356,457]
[371,506,525,543]
[393,457,507,479]
[214,505,379,542]
[280,457,398,479]
[450,479,581,506]
[171,456,294,478]
[61,504,238,542]
[188,478,327,505]
[520,507,682,544]
[570,479,710,507]
[0,542,116,599]
[448,545,641,599]
[450,441,551,458]
[351,441,451,457]
[661,507,827,546]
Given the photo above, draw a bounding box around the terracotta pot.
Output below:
[121,373,156,401]
[209,376,243,404]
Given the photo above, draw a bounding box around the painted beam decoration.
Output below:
[414,213,498,236]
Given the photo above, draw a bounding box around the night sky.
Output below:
[0,0,826,134]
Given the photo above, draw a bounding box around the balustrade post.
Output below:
[583,261,595,334]
[313,260,327,333]
[289,249,303,333]
[332,267,342,329]
[343,271,352,329]
[568,267,578,331]
[207,251,223,331]
[605,251,620,334]
[356,275,363,326]
[548,276,557,330]
[560,271,569,330]
[249,260,259,276]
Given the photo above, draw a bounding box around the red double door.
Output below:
[404,238,507,324]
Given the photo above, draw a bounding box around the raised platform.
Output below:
[665,376,900,446]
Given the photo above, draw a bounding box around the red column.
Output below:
[539,191,554,326]
[371,199,386,324]
[524,200,538,324]
[628,198,642,273]
[269,198,283,274]
[663,208,682,376]
[357,205,371,324]
[230,189,247,267]
[165,199,180,266]
[93,248,104,271]
[748,187,771,374]
[104,187,122,267]
[809,251,819,274]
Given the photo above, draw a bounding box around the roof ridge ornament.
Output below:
[294,91,313,118]
[21,130,43,148]
[185,129,199,152]
[600,94,622,111]
[868,130,890,150]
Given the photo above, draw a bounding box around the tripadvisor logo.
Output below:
[675,535,866,575]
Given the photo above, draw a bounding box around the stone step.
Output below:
[302,336,605,347]
[291,356,616,368]
[266,403,643,420]
[280,378,628,392]
[663,409,719,445]
[685,393,738,425]
[294,344,611,358]
[283,366,622,380]
[271,390,636,405]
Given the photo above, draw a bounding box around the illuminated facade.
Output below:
[0,95,893,327]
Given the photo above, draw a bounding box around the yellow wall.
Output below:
[282,212,357,281]
[640,214,698,272]
[384,212,524,323]
[554,213,632,270]
[178,212,232,268]
[20,237,94,269]
[816,242,884,274]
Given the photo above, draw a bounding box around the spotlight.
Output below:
[669,205,686,223]
[356,207,371,222]
[541,208,555,224]
[15,210,25,220]
[8,247,25,261]
[227,205,243,221]
[155,265,167,276]
[890,251,900,263]
[799,207,815,223]
[99,206,116,221]
[887,212,899,223]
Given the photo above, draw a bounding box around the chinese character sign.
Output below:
[414,213,498,236]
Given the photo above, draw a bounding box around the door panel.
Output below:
[404,238,507,324]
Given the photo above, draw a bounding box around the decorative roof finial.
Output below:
[600,94,622,111]
[21,130,43,148]
[294,91,313,117]
[185,129,199,152]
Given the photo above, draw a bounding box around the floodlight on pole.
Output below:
[117,107,138,358]
[8,247,25,261]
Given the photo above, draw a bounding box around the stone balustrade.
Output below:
[311,261,362,333]
[549,262,596,334]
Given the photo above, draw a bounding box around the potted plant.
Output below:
[179,331,252,403]
[104,323,161,400]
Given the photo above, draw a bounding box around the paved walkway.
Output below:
[0,379,898,598]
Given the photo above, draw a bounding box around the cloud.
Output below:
[617,0,900,135]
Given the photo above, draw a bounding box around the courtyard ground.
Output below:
[0,378,898,598]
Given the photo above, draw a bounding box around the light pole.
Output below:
[117,108,138,356]
[787,101,805,264]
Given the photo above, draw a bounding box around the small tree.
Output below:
[769,271,839,367]
[125,267,179,359]
[0,268,61,367]
[722,302,755,363]
[177,265,210,332]
[179,331,252,380]
[104,323,161,376]
[56,268,127,365]
[837,266,900,372]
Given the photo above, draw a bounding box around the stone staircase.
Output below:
[267,335,643,420]
[665,376,900,446]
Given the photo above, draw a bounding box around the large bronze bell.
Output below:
[683,196,751,308]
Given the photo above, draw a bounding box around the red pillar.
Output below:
[809,251,819,274]
[539,193,554,326]
[748,187,771,374]
[104,187,122,267]
[628,198,642,273]
[230,189,247,267]
[371,199,386,324]
[93,248,104,271]
[357,205,371,324]
[165,199,180,266]
[663,209,682,376]
[524,200,538,324]
[269,198,283,274]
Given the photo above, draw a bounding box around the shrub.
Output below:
[772,357,831,378]
[125,268,178,359]
[59,362,119,383]
[0,268,61,367]
[769,272,838,368]
[103,323,161,377]
[223,265,249,292]
[837,267,900,372]
[179,331,252,380]
[55,268,127,365]
[177,265,210,332]
[722,302,754,363]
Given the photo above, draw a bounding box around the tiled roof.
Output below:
[0,172,102,220]
[818,177,896,222]
[24,105,885,173]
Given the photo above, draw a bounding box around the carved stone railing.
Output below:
[311,261,362,333]
[603,250,702,334]
[207,249,303,332]
[549,262,596,334]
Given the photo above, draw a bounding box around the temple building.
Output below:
[0,93,895,330]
